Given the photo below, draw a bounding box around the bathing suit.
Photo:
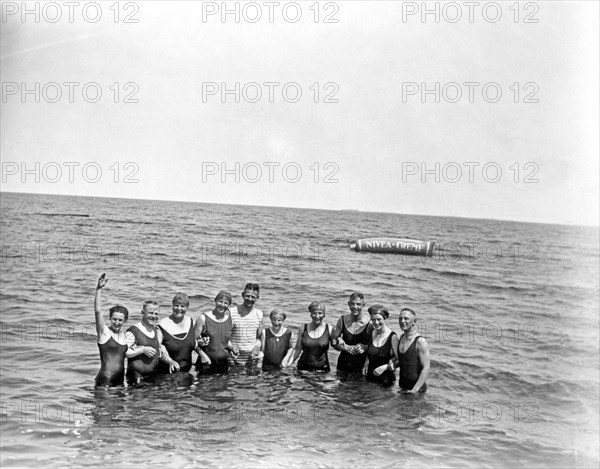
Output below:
[126,325,160,383]
[336,317,370,372]
[263,328,292,370]
[398,335,427,392]
[366,331,396,386]
[95,326,127,387]
[297,324,331,372]
[158,318,196,373]
[196,313,233,374]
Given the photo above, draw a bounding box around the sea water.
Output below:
[1,192,598,468]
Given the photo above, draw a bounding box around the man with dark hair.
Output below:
[229,283,263,366]
[332,292,372,373]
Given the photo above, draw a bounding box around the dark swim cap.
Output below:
[368,304,389,319]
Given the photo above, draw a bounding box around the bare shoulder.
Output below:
[416,336,429,349]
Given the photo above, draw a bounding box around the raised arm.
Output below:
[408,337,430,394]
[94,273,108,337]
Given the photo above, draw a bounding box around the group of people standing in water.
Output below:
[94,273,430,393]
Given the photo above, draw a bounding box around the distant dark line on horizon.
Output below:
[1,189,598,229]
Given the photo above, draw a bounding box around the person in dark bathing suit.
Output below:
[158,292,196,373]
[261,309,295,371]
[94,273,129,387]
[332,292,372,373]
[194,290,236,374]
[396,308,430,393]
[125,300,178,384]
[291,301,336,372]
[362,305,399,386]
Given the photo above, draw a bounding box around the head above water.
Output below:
[172,292,190,306]
[368,304,389,319]
[214,290,233,305]
[142,299,159,313]
[270,308,287,321]
[400,308,416,318]
[109,305,129,322]
[308,301,326,314]
[348,291,364,303]
[242,283,260,297]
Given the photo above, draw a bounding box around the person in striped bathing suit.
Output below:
[228,283,264,367]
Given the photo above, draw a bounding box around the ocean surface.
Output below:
[0,191,598,468]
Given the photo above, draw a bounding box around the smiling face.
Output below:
[270,313,285,331]
[171,300,188,321]
[242,289,259,309]
[109,312,126,333]
[214,297,230,315]
[142,304,160,327]
[370,312,386,331]
[348,298,364,317]
[399,310,416,333]
[310,307,325,326]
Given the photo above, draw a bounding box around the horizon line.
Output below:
[1,189,598,229]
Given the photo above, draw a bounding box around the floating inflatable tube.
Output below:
[350,238,435,256]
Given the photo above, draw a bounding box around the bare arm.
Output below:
[362,356,370,376]
[389,333,400,371]
[94,274,108,337]
[157,328,180,372]
[124,330,153,358]
[260,328,266,354]
[331,317,344,350]
[256,310,264,340]
[281,331,296,367]
[291,324,305,363]
[408,338,430,393]
[327,324,336,346]
[194,314,206,352]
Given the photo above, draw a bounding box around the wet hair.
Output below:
[109,305,129,322]
[214,290,232,305]
[243,283,260,297]
[172,292,189,306]
[348,292,364,303]
[270,308,287,320]
[400,308,416,318]
[142,299,159,312]
[368,304,389,319]
[308,301,326,314]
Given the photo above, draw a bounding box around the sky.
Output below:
[1,0,598,226]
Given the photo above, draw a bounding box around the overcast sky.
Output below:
[1,1,598,226]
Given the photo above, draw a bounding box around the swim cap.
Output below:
[368,304,389,319]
